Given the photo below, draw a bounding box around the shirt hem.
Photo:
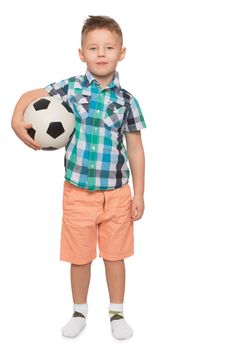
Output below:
[64,177,129,191]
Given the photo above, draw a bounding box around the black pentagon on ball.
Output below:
[47,121,65,139]
[27,127,36,139]
[42,147,58,151]
[33,98,51,111]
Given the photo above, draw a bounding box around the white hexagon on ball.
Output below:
[23,96,75,150]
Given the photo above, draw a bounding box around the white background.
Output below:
[0,0,245,349]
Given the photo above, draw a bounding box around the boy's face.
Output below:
[79,28,126,83]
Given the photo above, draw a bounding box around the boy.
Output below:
[11,15,147,340]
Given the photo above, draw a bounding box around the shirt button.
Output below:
[91,164,94,168]
[97,110,100,113]
[91,145,96,150]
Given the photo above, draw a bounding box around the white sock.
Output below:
[109,303,133,340]
[61,303,88,338]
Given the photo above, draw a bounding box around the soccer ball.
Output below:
[23,96,75,150]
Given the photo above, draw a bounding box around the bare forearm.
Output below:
[11,88,48,150]
[128,147,145,196]
[11,88,48,127]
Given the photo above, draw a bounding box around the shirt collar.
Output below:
[84,69,121,90]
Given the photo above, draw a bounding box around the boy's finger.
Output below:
[131,208,137,218]
[30,141,41,150]
[23,129,41,146]
[25,136,41,150]
[24,141,37,150]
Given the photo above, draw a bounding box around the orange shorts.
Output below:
[60,181,134,264]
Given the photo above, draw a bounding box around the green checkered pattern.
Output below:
[44,70,147,191]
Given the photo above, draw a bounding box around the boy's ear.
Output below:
[119,47,126,61]
[78,48,86,62]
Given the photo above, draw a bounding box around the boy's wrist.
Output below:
[133,192,144,197]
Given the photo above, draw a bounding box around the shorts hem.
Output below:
[99,251,134,261]
[60,253,96,265]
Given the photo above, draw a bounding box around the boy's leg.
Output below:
[103,259,125,303]
[99,185,134,339]
[60,181,100,337]
[71,262,92,303]
[62,262,92,338]
[103,259,133,340]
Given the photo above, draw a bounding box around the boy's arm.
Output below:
[125,130,145,220]
[11,88,49,150]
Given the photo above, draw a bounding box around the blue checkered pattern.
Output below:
[44,69,147,191]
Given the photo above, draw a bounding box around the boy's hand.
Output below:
[131,194,145,221]
[12,120,41,151]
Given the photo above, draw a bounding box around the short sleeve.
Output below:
[124,95,147,132]
[44,78,69,102]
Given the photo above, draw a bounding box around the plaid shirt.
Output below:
[44,69,147,191]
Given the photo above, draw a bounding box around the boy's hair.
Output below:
[81,15,123,46]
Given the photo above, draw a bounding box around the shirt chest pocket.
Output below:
[104,102,126,129]
[70,95,90,119]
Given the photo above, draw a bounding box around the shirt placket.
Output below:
[87,87,104,190]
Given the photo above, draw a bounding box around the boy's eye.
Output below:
[89,47,96,50]
[107,47,114,50]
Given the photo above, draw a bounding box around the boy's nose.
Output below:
[98,50,105,57]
